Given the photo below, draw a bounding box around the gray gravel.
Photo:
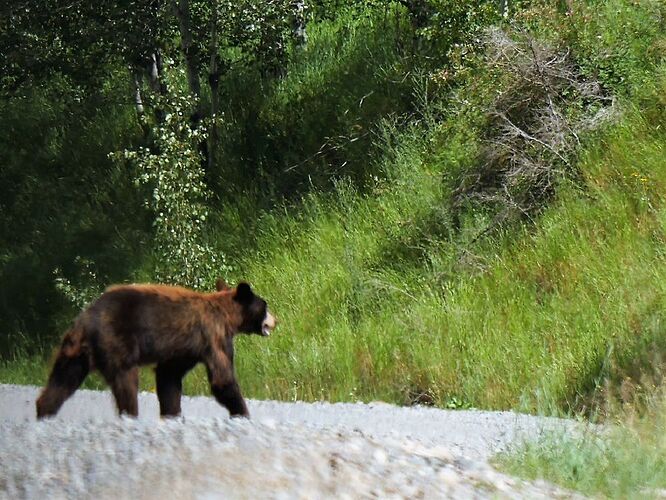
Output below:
[0,384,583,499]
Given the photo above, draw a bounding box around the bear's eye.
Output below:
[252,301,265,316]
[251,300,267,319]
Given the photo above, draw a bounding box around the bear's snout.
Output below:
[262,311,277,336]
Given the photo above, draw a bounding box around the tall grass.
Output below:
[206,84,666,411]
[5,0,665,427]
[496,394,666,497]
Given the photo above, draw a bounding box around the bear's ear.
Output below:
[234,282,254,303]
[216,279,229,292]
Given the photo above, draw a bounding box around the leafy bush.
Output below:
[0,80,144,354]
[113,92,229,289]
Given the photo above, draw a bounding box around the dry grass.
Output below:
[453,28,615,229]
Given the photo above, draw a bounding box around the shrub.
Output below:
[113,92,229,289]
[452,28,614,227]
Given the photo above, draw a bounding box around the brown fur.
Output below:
[36,281,275,419]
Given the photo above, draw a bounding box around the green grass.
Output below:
[207,86,666,412]
[5,0,665,421]
[0,355,51,388]
[496,396,666,498]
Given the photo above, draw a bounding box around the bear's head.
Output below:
[218,280,276,336]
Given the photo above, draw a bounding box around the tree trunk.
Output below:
[130,66,151,138]
[173,0,209,168]
[131,67,145,117]
[208,0,221,173]
[173,0,202,121]
[292,1,308,47]
[147,52,165,94]
[499,0,510,18]
[147,51,167,122]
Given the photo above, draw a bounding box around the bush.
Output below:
[451,28,614,227]
[0,79,145,354]
[113,92,229,289]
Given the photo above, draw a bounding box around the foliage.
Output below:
[113,91,228,289]
[0,0,293,91]
[412,0,500,58]
[53,258,103,310]
[0,0,171,93]
[213,0,499,197]
[212,0,294,70]
[0,79,145,355]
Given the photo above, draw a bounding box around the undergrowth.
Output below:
[213,0,666,412]
[2,0,665,427]
[215,81,666,412]
[496,391,666,498]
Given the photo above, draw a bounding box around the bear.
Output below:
[36,280,276,420]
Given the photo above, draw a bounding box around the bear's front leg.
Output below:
[36,351,90,419]
[211,379,249,417]
[205,349,249,418]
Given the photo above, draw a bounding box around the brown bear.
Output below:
[36,280,276,419]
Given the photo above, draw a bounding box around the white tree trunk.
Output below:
[173,0,202,119]
[292,1,307,47]
[131,68,145,116]
[499,0,510,18]
[208,0,221,172]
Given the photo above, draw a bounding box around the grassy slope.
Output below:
[2,1,665,421]
[222,0,666,411]
[223,83,666,411]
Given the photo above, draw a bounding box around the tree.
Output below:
[169,0,294,170]
[1,0,295,168]
[1,0,172,126]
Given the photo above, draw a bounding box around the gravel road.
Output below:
[0,384,582,499]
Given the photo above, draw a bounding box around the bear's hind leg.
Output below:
[155,358,197,417]
[36,353,90,419]
[107,367,139,416]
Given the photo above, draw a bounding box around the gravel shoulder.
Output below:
[0,384,584,498]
